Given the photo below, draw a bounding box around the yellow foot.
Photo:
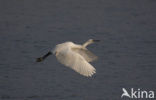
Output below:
[36,57,43,62]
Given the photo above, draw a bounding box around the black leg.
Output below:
[36,51,52,62]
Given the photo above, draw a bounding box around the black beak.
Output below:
[93,40,100,42]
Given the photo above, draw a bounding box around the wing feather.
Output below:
[72,48,98,62]
[56,49,96,77]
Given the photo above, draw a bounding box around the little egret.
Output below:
[36,39,99,77]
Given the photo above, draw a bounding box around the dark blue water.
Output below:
[0,0,156,100]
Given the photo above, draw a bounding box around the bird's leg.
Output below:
[36,51,52,62]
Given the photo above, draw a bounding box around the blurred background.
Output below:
[0,0,156,100]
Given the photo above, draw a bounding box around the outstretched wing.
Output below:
[56,49,96,77]
[72,48,98,62]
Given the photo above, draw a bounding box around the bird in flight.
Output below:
[36,39,99,77]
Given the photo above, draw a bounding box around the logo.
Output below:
[121,88,155,99]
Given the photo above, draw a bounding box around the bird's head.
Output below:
[88,39,100,43]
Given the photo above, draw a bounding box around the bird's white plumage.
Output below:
[72,48,98,62]
[53,40,98,77]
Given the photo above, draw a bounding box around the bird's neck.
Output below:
[83,41,93,47]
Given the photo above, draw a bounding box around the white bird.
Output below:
[36,39,99,77]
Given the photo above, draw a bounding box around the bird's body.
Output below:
[36,39,99,77]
